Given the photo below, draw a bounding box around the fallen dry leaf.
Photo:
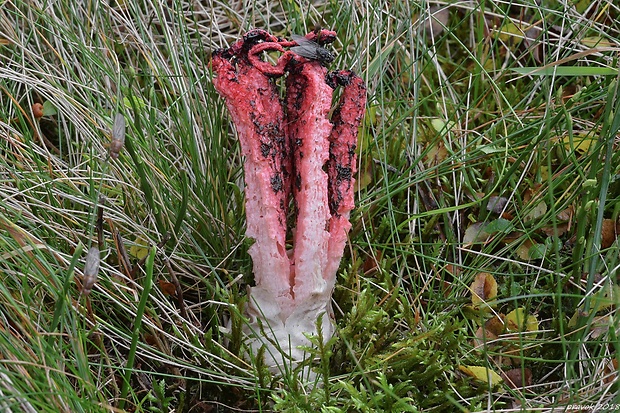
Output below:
[144,334,158,346]
[470,272,498,308]
[523,185,547,222]
[515,239,534,260]
[463,222,491,244]
[424,139,448,167]
[515,239,547,261]
[82,247,100,296]
[158,280,177,296]
[524,200,547,222]
[362,249,382,275]
[501,368,532,389]
[561,132,597,155]
[590,315,611,339]
[485,314,506,336]
[540,222,569,237]
[473,326,499,349]
[500,231,523,244]
[601,219,618,249]
[444,264,461,277]
[540,202,573,239]
[487,195,509,215]
[464,219,513,245]
[556,205,575,222]
[473,315,505,349]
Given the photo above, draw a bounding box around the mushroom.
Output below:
[211,29,366,376]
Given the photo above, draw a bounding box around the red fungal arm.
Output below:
[303,29,338,44]
[325,71,367,281]
[285,60,334,303]
[211,45,293,313]
[248,43,294,77]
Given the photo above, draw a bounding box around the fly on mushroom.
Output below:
[290,34,335,66]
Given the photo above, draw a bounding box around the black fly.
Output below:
[290,34,335,66]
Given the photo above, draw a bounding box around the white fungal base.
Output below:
[243,285,334,378]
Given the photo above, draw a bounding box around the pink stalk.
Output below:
[211,29,366,375]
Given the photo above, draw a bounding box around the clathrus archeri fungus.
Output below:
[211,29,366,374]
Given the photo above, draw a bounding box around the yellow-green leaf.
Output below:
[123,95,146,110]
[463,222,491,244]
[524,200,547,222]
[355,158,373,191]
[562,133,597,154]
[430,118,452,134]
[580,36,616,48]
[505,308,538,333]
[568,285,620,329]
[458,365,503,386]
[493,21,523,43]
[129,237,149,260]
[42,101,57,116]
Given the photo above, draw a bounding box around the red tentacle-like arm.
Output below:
[211,29,366,373]
[285,51,334,305]
[211,32,294,317]
[325,71,367,284]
